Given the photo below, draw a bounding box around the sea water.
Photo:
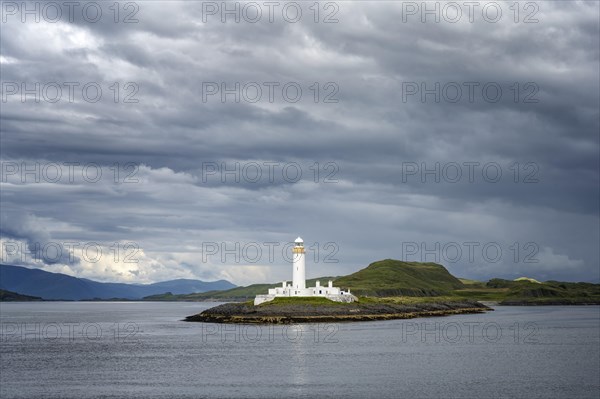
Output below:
[1,302,598,398]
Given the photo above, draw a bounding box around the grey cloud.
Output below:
[0,1,598,284]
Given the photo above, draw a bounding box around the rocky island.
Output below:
[185,297,491,324]
[183,252,598,324]
[185,242,492,324]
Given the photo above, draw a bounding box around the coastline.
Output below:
[184,300,491,324]
[499,299,600,306]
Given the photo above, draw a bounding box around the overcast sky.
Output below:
[1,1,598,286]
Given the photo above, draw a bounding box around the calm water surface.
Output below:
[1,302,598,398]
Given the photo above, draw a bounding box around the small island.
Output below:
[185,296,490,324]
[185,237,599,323]
[185,237,492,324]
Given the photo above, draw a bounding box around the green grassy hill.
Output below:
[458,278,486,288]
[489,278,600,304]
[333,259,464,296]
[453,278,600,304]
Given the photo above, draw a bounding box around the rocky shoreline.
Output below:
[184,300,491,324]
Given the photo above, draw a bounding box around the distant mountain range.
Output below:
[3,261,599,305]
[0,264,236,300]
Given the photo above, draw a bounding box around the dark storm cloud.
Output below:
[0,210,80,265]
[0,1,598,284]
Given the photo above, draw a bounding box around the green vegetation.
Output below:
[451,288,510,302]
[357,295,469,305]
[259,297,343,306]
[0,289,42,301]
[458,278,486,288]
[259,296,472,307]
[484,279,600,304]
[450,279,600,304]
[143,259,600,305]
[143,284,276,301]
[333,259,464,296]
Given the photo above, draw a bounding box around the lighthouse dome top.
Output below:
[295,237,304,243]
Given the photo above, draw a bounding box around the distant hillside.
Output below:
[144,277,336,301]
[0,264,236,300]
[514,277,541,284]
[144,260,599,305]
[458,278,486,288]
[488,278,600,304]
[0,289,42,301]
[333,259,464,296]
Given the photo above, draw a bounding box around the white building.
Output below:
[254,237,357,305]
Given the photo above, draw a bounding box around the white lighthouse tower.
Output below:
[292,237,306,290]
[253,236,357,305]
